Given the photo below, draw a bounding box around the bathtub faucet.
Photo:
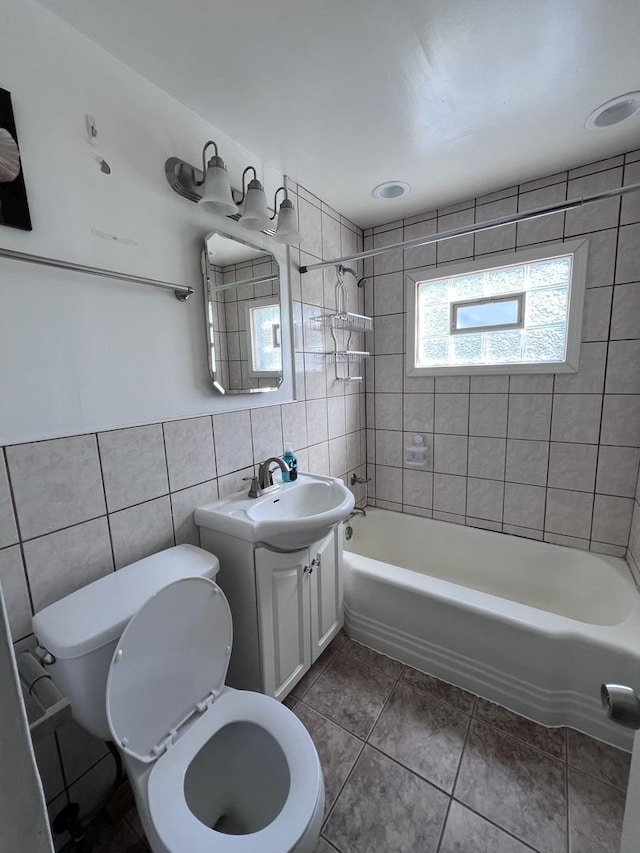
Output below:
[348,507,366,521]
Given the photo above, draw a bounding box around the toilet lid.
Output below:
[105,577,232,763]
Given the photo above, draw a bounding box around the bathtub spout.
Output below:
[348,507,366,521]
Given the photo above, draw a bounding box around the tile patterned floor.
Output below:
[79,632,631,853]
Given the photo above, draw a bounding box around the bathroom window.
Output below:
[451,293,525,334]
[406,239,588,375]
[244,298,282,377]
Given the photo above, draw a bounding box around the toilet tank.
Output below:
[32,545,220,742]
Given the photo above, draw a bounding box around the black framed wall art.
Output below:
[0,87,32,231]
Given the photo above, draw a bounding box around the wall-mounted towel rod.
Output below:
[0,246,194,301]
[299,181,640,274]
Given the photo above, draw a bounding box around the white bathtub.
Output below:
[343,508,640,749]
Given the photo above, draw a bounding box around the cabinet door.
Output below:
[255,547,311,701]
[310,529,343,663]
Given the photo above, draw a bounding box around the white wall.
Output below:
[0,0,293,445]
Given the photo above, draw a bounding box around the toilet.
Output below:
[32,545,325,853]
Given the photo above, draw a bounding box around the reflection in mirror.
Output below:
[203,230,282,394]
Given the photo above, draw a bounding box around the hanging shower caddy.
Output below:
[311,265,372,382]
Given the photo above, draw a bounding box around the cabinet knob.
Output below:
[303,565,313,575]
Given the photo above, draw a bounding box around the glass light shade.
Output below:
[198,156,239,216]
[239,178,271,231]
[273,198,303,245]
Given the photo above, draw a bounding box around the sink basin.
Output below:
[194,473,355,550]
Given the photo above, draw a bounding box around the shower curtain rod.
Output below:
[209,272,279,293]
[0,247,194,301]
[299,182,640,274]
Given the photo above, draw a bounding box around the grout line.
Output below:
[435,711,475,853]
[3,445,36,619]
[588,182,624,552]
[95,433,117,573]
[448,798,544,852]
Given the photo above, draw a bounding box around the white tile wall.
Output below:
[0,181,366,812]
[368,148,640,555]
[98,425,168,512]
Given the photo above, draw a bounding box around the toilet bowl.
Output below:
[32,547,324,853]
[105,575,324,853]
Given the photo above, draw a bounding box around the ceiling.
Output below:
[37,0,640,227]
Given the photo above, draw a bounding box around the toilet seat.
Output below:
[106,576,233,763]
[147,689,323,853]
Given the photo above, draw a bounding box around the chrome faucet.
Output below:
[258,457,290,490]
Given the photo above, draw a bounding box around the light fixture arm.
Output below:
[235,166,260,206]
[270,186,289,220]
[193,140,220,187]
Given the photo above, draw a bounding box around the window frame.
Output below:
[450,292,526,336]
[243,297,282,379]
[405,239,588,376]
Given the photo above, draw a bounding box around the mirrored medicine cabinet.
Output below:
[202,229,287,395]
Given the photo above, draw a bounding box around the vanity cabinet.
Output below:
[197,525,343,701]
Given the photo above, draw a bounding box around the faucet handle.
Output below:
[350,474,371,485]
[242,475,261,499]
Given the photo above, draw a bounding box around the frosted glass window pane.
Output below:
[414,250,577,371]
[525,286,569,328]
[526,257,571,289]
[419,336,448,365]
[250,304,282,373]
[421,301,450,336]
[522,325,566,362]
[449,273,484,301]
[485,266,526,295]
[483,329,524,363]
[419,280,449,303]
[450,333,483,363]
[456,298,520,330]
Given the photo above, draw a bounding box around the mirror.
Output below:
[202,230,283,394]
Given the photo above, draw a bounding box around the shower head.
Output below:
[337,264,368,288]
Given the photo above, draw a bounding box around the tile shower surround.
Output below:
[365,147,640,556]
[74,635,631,853]
[1,154,639,840]
[0,181,367,830]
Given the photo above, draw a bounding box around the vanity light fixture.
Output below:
[271,187,303,245]
[164,142,303,244]
[195,141,239,216]
[237,166,271,231]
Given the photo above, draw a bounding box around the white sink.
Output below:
[194,473,355,550]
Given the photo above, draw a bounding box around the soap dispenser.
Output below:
[282,448,298,481]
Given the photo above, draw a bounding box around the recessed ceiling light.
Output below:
[585,92,640,131]
[372,181,411,200]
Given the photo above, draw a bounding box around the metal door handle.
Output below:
[304,558,320,576]
[601,683,640,730]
